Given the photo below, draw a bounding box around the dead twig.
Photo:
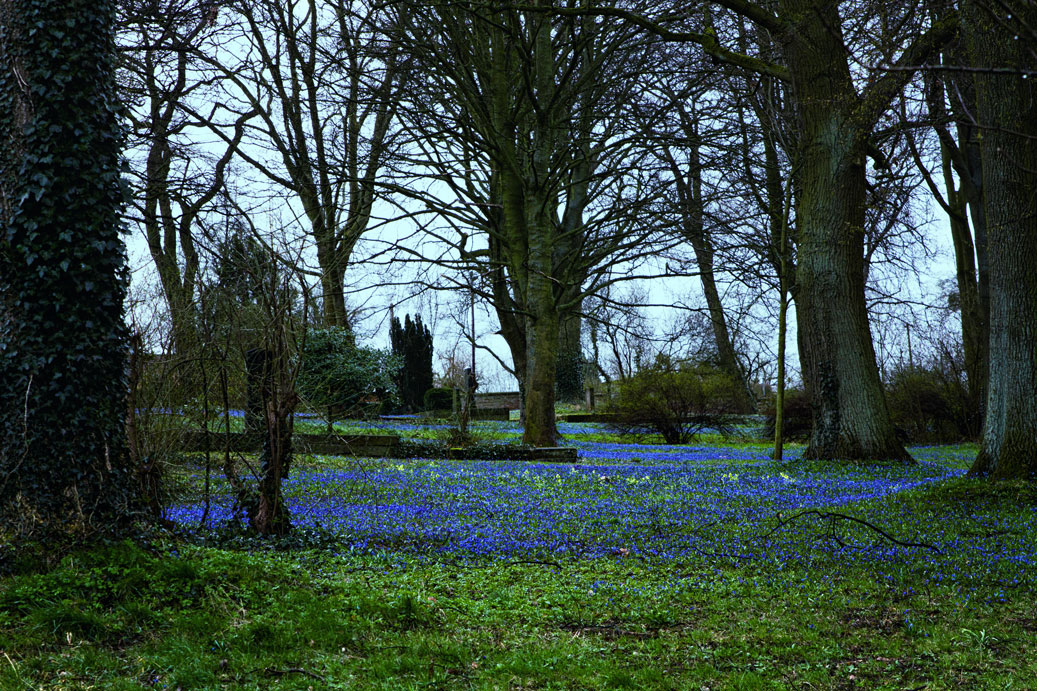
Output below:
[262,667,326,682]
[758,510,942,554]
[506,559,563,569]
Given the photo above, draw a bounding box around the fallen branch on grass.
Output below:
[758,510,943,555]
[506,559,563,569]
[262,667,327,682]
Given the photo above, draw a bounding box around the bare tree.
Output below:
[192,0,407,328]
[904,0,989,432]
[389,1,676,445]
[118,0,254,355]
[640,54,761,412]
[547,1,958,461]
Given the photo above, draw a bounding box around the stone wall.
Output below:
[474,391,522,410]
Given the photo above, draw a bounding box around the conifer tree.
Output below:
[389,315,434,412]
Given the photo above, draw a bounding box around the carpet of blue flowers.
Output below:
[167,421,1037,601]
[4,418,1034,689]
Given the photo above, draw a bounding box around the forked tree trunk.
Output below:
[245,345,297,535]
[251,391,296,535]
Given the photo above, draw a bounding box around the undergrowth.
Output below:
[0,424,1033,689]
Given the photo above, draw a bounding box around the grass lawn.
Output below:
[1,419,1034,689]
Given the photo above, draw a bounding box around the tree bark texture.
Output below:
[524,297,560,447]
[520,6,561,446]
[780,0,910,462]
[966,0,1037,479]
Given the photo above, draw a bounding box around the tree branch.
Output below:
[512,4,791,82]
[859,11,960,129]
[759,509,943,554]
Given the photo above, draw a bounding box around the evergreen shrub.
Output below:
[607,361,741,444]
[296,328,400,424]
[389,314,434,413]
[423,387,455,413]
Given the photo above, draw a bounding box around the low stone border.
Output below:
[177,431,400,457]
[445,446,579,463]
[558,413,620,423]
[423,408,512,421]
[177,433,577,463]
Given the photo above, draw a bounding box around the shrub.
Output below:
[885,365,974,443]
[761,389,813,442]
[296,328,401,426]
[423,387,455,413]
[606,362,742,444]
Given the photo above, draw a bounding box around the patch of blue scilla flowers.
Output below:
[165,436,1027,576]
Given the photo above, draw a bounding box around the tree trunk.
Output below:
[517,5,561,446]
[942,164,985,437]
[243,343,296,534]
[781,0,910,462]
[316,239,350,328]
[143,143,199,357]
[966,0,1037,479]
[558,306,582,360]
[251,390,295,535]
[0,0,137,534]
[555,300,585,402]
[687,227,754,411]
[670,126,755,411]
[488,228,528,409]
[950,80,991,389]
[930,39,989,433]
[524,300,560,447]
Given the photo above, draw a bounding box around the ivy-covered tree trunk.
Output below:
[965,0,1037,480]
[555,302,585,403]
[0,0,138,535]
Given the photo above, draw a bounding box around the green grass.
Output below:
[1,434,1034,689]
